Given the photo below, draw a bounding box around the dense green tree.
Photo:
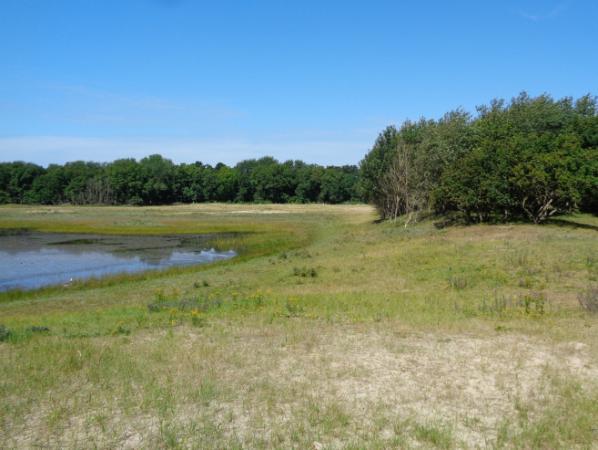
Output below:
[6,91,592,218]
[362,92,598,223]
[320,166,359,203]
[0,162,46,204]
[106,159,143,205]
[294,162,323,203]
[0,164,11,202]
[62,161,104,204]
[137,154,176,205]
[213,163,238,202]
[0,155,360,205]
[26,164,66,204]
[359,126,399,203]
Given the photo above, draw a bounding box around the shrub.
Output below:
[521,292,546,315]
[0,325,11,342]
[28,326,50,333]
[284,298,304,317]
[233,291,265,311]
[112,323,131,336]
[476,292,548,317]
[293,266,318,278]
[190,310,206,327]
[148,297,222,313]
[448,275,468,290]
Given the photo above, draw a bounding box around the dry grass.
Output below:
[1,204,597,449]
[2,323,597,448]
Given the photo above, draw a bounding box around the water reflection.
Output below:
[0,231,236,291]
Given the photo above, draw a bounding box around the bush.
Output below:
[521,292,546,315]
[0,325,11,342]
[448,275,468,290]
[190,310,207,327]
[292,266,318,277]
[284,298,304,317]
[148,297,222,313]
[112,323,131,336]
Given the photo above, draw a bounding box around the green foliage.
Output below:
[27,326,50,333]
[147,297,223,314]
[359,125,399,203]
[0,205,596,447]
[361,93,598,222]
[0,324,11,342]
[292,266,318,277]
[0,155,361,205]
[0,162,45,204]
[193,280,210,288]
[413,422,453,449]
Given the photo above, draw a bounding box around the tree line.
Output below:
[2,92,596,221]
[0,156,360,205]
[360,93,597,223]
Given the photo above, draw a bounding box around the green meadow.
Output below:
[1,204,597,449]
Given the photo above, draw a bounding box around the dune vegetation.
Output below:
[0,203,597,449]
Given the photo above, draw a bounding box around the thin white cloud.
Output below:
[37,83,244,126]
[517,3,568,21]
[0,135,373,167]
[45,83,184,111]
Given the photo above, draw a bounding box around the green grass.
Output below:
[0,204,597,448]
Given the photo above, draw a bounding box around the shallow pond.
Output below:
[0,231,236,291]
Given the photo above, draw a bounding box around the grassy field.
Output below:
[0,204,597,449]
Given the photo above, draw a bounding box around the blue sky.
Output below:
[0,0,596,166]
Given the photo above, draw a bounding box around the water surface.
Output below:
[0,231,236,291]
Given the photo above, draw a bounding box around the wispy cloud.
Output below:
[517,3,568,22]
[148,0,186,8]
[34,83,244,128]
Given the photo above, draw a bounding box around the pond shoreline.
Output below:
[0,231,237,292]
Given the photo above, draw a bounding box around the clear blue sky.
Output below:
[1,0,596,166]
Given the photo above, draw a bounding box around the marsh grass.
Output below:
[0,204,597,448]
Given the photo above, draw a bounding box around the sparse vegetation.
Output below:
[292,266,318,278]
[0,204,597,448]
[578,285,598,313]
